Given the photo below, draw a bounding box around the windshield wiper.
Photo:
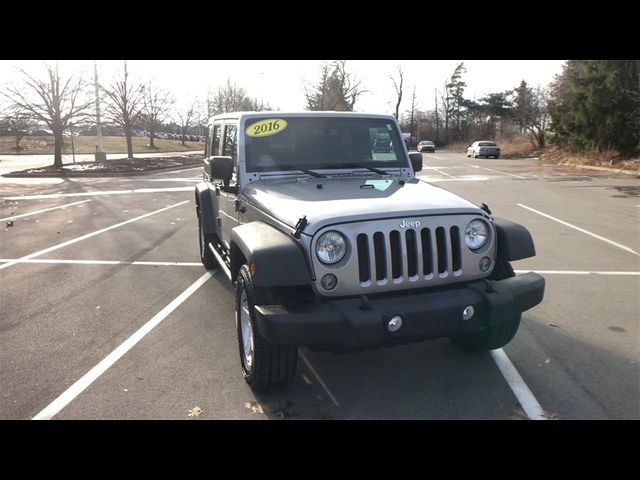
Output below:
[278,166,326,178]
[322,163,389,176]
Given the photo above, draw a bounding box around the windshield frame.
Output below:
[240,113,410,176]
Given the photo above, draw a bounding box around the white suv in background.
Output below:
[467,141,501,159]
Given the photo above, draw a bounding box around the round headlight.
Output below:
[465,219,488,250]
[316,231,347,264]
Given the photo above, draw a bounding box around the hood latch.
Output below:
[291,215,308,239]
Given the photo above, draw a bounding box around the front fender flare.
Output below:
[493,217,536,261]
[230,221,311,287]
[195,182,217,235]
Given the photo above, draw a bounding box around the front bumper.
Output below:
[254,272,544,348]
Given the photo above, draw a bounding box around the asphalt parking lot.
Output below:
[1,152,638,420]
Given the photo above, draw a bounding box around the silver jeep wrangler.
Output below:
[195,112,545,392]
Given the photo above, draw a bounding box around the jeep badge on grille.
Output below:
[399,220,421,228]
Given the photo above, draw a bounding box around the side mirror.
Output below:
[408,151,423,173]
[206,156,233,182]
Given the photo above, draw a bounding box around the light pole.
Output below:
[94,61,106,162]
[259,72,264,110]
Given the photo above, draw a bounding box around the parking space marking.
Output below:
[0,258,202,267]
[32,270,213,420]
[465,164,527,179]
[430,167,454,178]
[517,203,640,256]
[299,351,341,407]
[419,176,491,183]
[4,187,192,201]
[0,200,92,222]
[490,348,547,420]
[0,201,190,271]
[515,270,640,275]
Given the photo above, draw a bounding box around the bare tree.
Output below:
[2,107,32,151]
[332,60,366,111]
[390,65,404,119]
[304,63,331,110]
[1,63,91,167]
[208,79,268,115]
[305,61,366,111]
[409,85,417,143]
[142,83,173,148]
[176,104,195,146]
[514,81,550,149]
[103,62,145,159]
[440,81,453,144]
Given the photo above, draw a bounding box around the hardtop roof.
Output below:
[207,111,398,124]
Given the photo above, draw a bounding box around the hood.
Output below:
[243,176,484,236]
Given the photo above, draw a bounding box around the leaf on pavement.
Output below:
[542,410,559,420]
[188,406,203,417]
[243,400,264,414]
[547,323,560,328]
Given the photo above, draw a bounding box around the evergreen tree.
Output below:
[549,60,639,156]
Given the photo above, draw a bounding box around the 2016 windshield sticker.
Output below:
[246,119,288,137]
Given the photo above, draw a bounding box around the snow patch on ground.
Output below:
[62,164,109,171]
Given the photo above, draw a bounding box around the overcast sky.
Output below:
[0,60,566,115]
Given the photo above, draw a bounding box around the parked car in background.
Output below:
[467,141,501,159]
[417,140,436,153]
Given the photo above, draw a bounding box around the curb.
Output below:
[1,163,203,178]
[542,163,640,176]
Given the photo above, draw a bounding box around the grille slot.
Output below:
[389,230,402,279]
[357,234,370,282]
[373,232,386,281]
[420,227,433,276]
[436,227,447,274]
[450,226,461,272]
[406,229,418,277]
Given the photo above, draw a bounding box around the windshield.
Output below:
[244,116,407,173]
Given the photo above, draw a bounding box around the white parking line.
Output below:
[490,348,547,420]
[0,199,92,222]
[430,167,454,178]
[0,258,202,267]
[419,176,491,183]
[0,201,190,271]
[4,186,192,201]
[517,203,640,256]
[465,164,527,179]
[33,271,213,420]
[515,270,640,275]
[299,351,341,407]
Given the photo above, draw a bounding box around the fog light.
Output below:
[388,315,403,332]
[479,256,491,272]
[462,305,475,321]
[320,274,337,290]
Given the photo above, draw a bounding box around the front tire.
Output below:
[451,314,521,351]
[451,258,520,351]
[236,265,298,392]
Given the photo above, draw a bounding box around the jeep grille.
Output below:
[355,226,462,284]
[310,214,495,297]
